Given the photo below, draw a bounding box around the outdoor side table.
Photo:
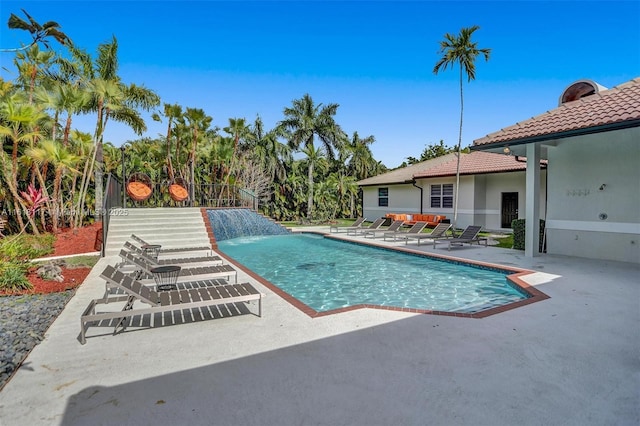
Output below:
[141,244,162,260]
[150,265,181,291]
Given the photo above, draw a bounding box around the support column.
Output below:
[525,143,541,257]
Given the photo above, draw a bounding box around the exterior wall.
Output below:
[361,170,547,230]
[415,176,463,225]
[416,172,546,230]
[480,171,547,231]
[454,175,476,229]
[472,175,488,229]
[545,128,640,263]
[361,184,420,221]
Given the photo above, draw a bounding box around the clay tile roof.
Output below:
[474,78,640,147]
[357,153,458,186]
[412,151,537,178]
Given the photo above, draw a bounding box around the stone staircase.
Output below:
[104,208,211,256]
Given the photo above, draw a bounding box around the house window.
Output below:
[430,184,453,208]
[378,187,389,207]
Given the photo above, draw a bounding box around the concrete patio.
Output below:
[0,226,638,426]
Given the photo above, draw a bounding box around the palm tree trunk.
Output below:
[62,115,72,147]
[307,162,314,220]
[67,175,78,228]
[33,165,55,232]
[74,142,98,229]
[52,169,63,232]
[453,66,464,230]
[94,141,104,222]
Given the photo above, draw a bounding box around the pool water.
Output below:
[218,233,529,314]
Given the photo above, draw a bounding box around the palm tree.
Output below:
[278,94,345,219]
[151,103,183,181]
[184,107,212,201]
[66,130,92,227]
[346,131,376,181]
[72,37,159,227]
[246,116,290,182]
[433,25,490,229]
[0,93,48,234]
[26,140,79,232]
[1,9,71,52]
[12,45,55,104]
[219,117,250,203]
[224,117,250,154]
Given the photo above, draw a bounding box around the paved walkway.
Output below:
[0,226,638,426]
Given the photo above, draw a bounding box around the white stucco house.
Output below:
[357,151,547,231]
[472,78,640,263]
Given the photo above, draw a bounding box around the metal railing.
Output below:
[122,182,257,209]
[101,174,124,256]
[100,177,258,256]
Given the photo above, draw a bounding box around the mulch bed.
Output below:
[52,223,102,256]
[2,224,101,296]
[24,267,92,294]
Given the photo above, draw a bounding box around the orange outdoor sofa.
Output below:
[385,213,447,228]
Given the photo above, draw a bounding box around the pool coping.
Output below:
[216,231,550,319]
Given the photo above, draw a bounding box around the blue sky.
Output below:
[1,1,638,168]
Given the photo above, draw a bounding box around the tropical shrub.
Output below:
[0,233,55,262]
[0,261,32,292]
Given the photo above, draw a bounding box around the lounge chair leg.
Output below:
[113,295,136,335]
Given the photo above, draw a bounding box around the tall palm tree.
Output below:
[224,117,250,154]
[278,94,345,219]
[346,131,376,181]
[72,37,159,226]
[433,25,490,229]
[1,9,71,52]
[246,116,289,182]
[184,107,212,200]
[151,103,183,180]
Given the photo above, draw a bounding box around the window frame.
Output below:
[430,183,454,209]
[378,187,389,207]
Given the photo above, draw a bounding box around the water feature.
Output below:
[206,208,290,241]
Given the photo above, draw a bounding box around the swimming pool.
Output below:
[218,233,535,315]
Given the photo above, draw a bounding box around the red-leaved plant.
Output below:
[4,184,49,242]
[20,184,48,218]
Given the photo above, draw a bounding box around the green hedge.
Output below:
[512,219,546,252]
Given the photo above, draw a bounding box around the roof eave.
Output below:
[413,168,536,179]
[472,119,640,151]
[358,181,415,187]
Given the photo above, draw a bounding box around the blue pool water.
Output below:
[217,233,529,314]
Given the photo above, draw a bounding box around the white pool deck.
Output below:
[0,226,638,426]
